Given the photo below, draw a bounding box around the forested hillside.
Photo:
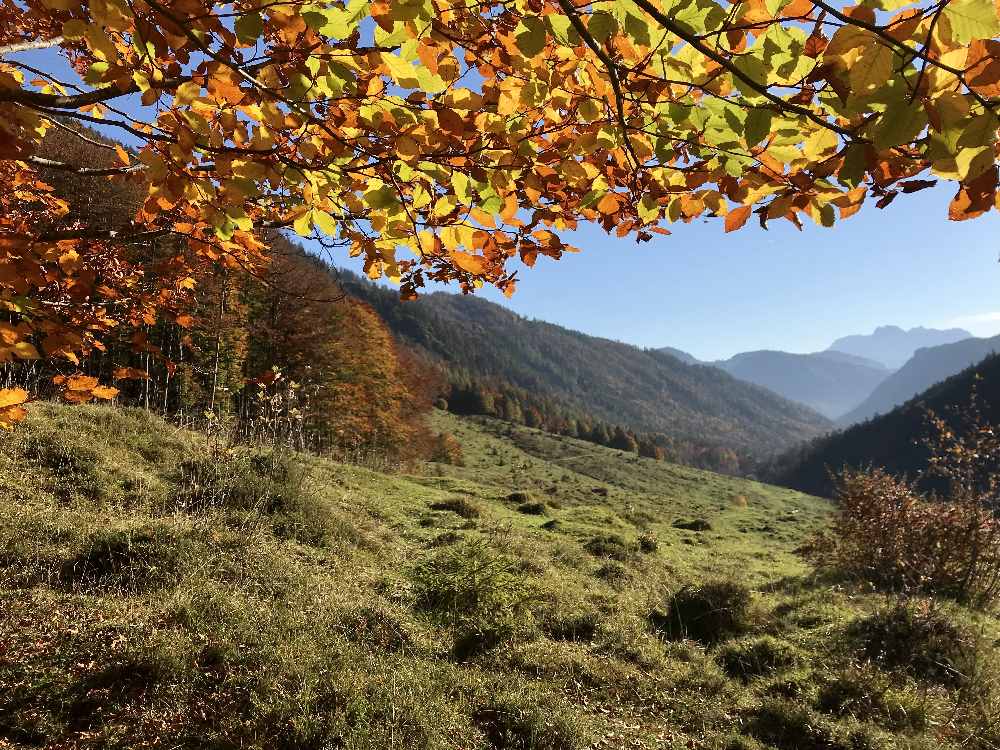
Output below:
[765,354,1000,497]
[343,274,831,464]
[840,334,1000,426]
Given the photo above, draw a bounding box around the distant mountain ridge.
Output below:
[712,349,891,419]
[654,343,891,419]
[828,325,972,369]
[765,353,1000,497]
[840,333,1000,425]
[342,274,831,460]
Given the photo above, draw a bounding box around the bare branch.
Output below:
[0,36,64,57]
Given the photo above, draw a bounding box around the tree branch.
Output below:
[556,0,643,169]
[630,0,857,138]
[0,37,64,57]
[26,155,145,176]
[809,0,998,111]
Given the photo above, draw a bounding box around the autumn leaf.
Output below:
[0,388,29,429]
[113,366,150,380]
[725,205,753,233]
[596,193,622,216]
[451,251,487,275]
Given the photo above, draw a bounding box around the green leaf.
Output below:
[364,183,400,211]
[744,108,772,147]
[234,11,263,43]
[624,12,651,46]
[514,16,547,57]
[803,128,839,160]
[873,99,927,149]
[838,143,868,187]
[588,11,618,42]
[944,0,1000,44]
[733,54,768,100]
[849,39,893,96]
[765,0,789,17]
[547,14,578,44]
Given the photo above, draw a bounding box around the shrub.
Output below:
[673,518,712,532]
[850,601,973,687]
[338,604,414,653]
[650,580,752,644]
[638,530,659,553]
[473,689,587,750]
[595,561,629,583]
[540,608,600,642]
[429,431,464,465]
[816,666,929,730]
[747,700,886,750]
[429,496,482,519]
[60,526,189,592]
[413,539,533,618]
[716,636,801,680]
[805,396,1000,607]
[412,538,536,658]
[583,534,634,561]
[715,735,764,750]
[173,448,346,547]
[507,491,534,504]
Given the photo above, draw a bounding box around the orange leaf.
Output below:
[0,388,28,409]
[451,250,487,275]
[91,385,119,400]
[725,205,753,232]
[114,144,131,165]
[113,366,151,380]
[596,193,621,216]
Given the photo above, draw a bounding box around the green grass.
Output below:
[1,405,998,749]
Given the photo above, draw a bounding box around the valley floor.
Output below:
[1,405,997,749]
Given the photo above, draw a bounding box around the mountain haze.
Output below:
[827,325,972,369]
[343,274,831,458]
[713,349,890,419]
[840,334,1000,425]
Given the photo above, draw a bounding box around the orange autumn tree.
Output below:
[2,0,1000,423]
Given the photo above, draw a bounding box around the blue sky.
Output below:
[347,187,1000,361]
[18,49,1000,362]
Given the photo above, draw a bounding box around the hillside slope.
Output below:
[840,334,1000,425]
[828,325,972,369]
[2,405,997,749]
[343,275,830,457]
[714,350,890,419]
[766,353,1000,497]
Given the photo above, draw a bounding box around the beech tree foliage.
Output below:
[1,0,1000,420]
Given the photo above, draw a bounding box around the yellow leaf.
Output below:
[59,250,80,274]
[62,19,87,39]
[0,388,28,409]
[13,342,39,360]
[175,80,202,105]
[91,385,119,400]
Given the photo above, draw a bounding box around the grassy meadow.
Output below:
[1,404,997,749]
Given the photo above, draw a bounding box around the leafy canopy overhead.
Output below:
[1,0,999,415]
